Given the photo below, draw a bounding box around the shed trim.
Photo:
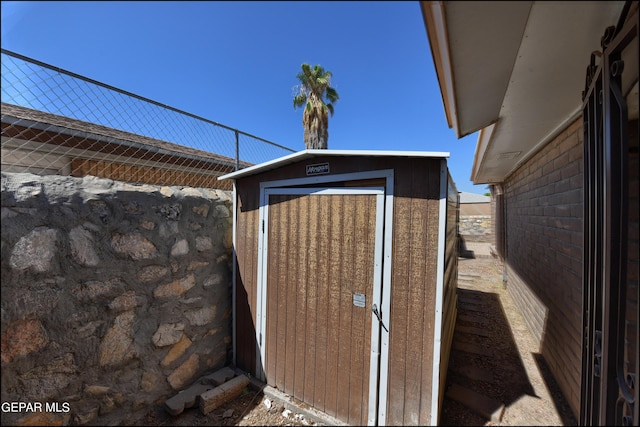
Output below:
[258,185,385,424]
[377,170,394,427]
[368,190,386,426]
[257,168,395,191]
[218,149,449,181]
[431,159,449,425]
[232,183,238,367]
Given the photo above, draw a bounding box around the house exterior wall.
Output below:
[503,117,584,417]
[1,121,237,191]
[459,202,491,216]
[70,158,234,190]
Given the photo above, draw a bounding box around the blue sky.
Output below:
[1,1,485,194]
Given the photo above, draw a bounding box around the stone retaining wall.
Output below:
[459,214,493,243]
[0,172,233,426]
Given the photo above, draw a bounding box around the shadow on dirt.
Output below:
[533,353,578,426]
[440,288,535,425]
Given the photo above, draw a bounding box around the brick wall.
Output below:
[503,117,583,417]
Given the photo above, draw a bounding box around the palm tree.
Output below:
[293,63,339,149]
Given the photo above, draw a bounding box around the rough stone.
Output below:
[98,311,137,366]
[20,353,77,401]
[157,203,181,220]
[214,205,229,218]
[72,279,120,302]
[141,370,165,393]
[76,321,104,339]
[69,226,100,267]
[159,221,179,237]
[167,353,200,390]
[15,411,70,426]
[192,204,210,217]
[111,232,158,260]
[9,227,58,272]
[203,274,223,288]
[171,238,189,256]
[153,274,196,299]
[139,220,155,230]
[99,395,116,415]
[108,291,140,312]
[185,306,216,327]
[12,287,60,317]
[137,265,169,283]
[85,385,111,396]
[74,407,99,425]
[188,260,209,270]
[161,334,193,367]
[195,236,213,252]
[152,323,186,347]
[1,318,49,363]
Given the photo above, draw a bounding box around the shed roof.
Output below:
[218,149,450,181]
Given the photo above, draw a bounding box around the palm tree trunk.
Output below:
[303,98,329,149]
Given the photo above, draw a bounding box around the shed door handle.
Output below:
[372,304,389,332]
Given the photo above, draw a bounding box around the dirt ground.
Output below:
[136,254,578,426]
[136,387,315,426]
[439,256,577,426]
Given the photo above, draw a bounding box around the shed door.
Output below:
[258,187,385,426]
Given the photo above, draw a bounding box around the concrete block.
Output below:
[200,375,250,414]
[164,366,237,416]
[200,366,236,386]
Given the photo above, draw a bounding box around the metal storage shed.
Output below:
[218,149,459,426]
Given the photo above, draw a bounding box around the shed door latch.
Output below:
[372,304,389,332]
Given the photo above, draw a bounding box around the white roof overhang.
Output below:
[422,1,635,184]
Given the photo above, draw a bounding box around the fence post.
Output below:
[234,130,240,171]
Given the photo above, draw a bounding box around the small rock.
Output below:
[263,398,272,410]
[222,409,234,418]
[282,409,292,419]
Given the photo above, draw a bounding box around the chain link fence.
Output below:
[1,49,296,190]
